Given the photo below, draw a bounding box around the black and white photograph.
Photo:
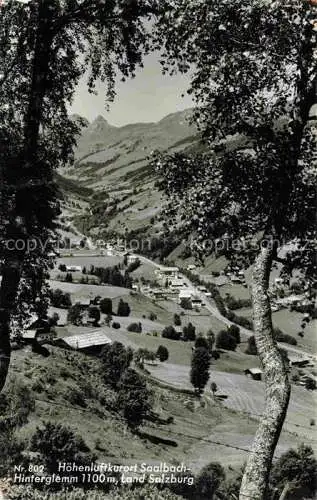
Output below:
[0,1,316,499]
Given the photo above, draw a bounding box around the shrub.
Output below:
[195,462,226,499]
[162,325,181,340]
[148,312,157,321]
[134,348,156,366]
[213,293,227,316]
[117,299,131,317]
[245,336,257,355]
[0,426,24,476]
[183,322,196,341]
[67,303,83,326]
[270,444,317,498]
[227,324,241,344]
[1,380,35,428]
[229,312,253,330]
[174,313,181,326]
[305,378,317,391]
[210,382,218,396]
[50,289,72,308]
[31,380,45,393]
[67,388,87,408]
[156,345,169,362]
[90,264,132,288]
[216,330,237,351]
[100,297,113,314]
[224,293,252,310]
[127,322,142,333]
[65,272,73,282]
[190,347,210,395]
[117,369,152,429]
[48,312,60,326]
[88,306,101,326]
[206,330,215,351]
[30,422,94,473]
[112,322,121,329]
[101,342,133,388]
[195,336,209,350]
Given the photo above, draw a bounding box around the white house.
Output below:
[127,254,139,265]
[178,289,194,305]
[155,266,179,279]
[191,295,203,309]
[66,265,82,273]
[170,278,185,289]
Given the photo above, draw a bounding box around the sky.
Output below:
[70,52,194,127]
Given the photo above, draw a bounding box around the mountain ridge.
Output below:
[59,107,198,242]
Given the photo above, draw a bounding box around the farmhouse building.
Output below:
[191,295,203,309]
[244,368,263,381]
[178,289,193,305]
[57,331,112,355]
[287,355,310,368]
[127,254,139,265]
[170,278,185,289]
[66,265,82,273]
[150,289,166,300]
[22,318,54,345]
[155,266,179,279]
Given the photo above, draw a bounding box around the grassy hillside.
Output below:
[8,345,263,474]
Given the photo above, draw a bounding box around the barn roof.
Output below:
[244,368,263,375]
[61,331,112,349]
[287,355,310,364]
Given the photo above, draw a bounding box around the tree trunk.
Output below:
[0,263,24,392]
[0,0,54,392]
[278,482,290,500]
[239,245,291,500]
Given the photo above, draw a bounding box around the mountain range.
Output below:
[59,109,198,241]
